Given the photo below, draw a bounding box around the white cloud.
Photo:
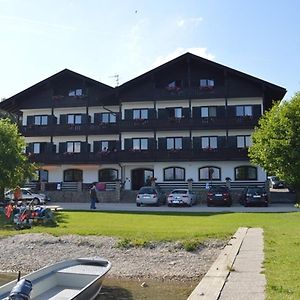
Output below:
[177,17,203,28]
[152,47,215,68]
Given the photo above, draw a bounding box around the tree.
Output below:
[249,92,300,201]
[0,118,36,199]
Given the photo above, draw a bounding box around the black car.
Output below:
[207,186,232,207]
[240,187,268,207]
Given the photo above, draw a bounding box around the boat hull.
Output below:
[0,257,111,300]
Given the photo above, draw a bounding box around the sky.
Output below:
[0,0,299,100]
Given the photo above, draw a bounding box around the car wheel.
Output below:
[207,203,211,207]
[33,198,40,205]
[136,203,141,207]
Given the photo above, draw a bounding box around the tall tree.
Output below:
[249,92,300,201]
[0,118,36,199]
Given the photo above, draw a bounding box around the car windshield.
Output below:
[171,190,188,194]
[247,188,264,194]
[139,187,156,194]
[209,186,227,193]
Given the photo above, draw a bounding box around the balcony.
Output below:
[21,123,119,137]
[28,151,118,164]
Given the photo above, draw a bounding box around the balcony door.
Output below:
[131,168,154,190]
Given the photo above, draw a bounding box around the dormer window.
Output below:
[200,79,214,90]
[68,89,83,97]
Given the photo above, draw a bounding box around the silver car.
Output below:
[5,188,49,205]
[136,186,166,206]
[167,189,196,206]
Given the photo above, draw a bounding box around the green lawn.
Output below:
[0,210,299,299]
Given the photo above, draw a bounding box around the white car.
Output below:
[5,188,49,205]
[167,189,196,206]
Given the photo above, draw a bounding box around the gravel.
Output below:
[0,234,226,282]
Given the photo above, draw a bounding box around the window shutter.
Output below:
[227,136,237,148]
[148,138,156,150]
[148,109,156,120]
[27,116,34,125]
[216,106,226,118]
[45,143,54,153]
[60,114,67,124]
[158,138,167,150]
[182,137,191,150]
[124,139,133,150]
[81,142,89,153]
[108,140,117,151]
[124,109,132,120]
[81,114,88,124]
[193,137,201,150]
[49,115,57,125]
[59,142,66,153]
[227,106,235,117]
[93,141,101,152]
[217,136,226,149]
[26,143,34,154]
[94,113,101,124]
[115,141,120,151]
[253,105,261,117]
[182,108,190,119]
[158,109,167,119]
[192,107,201,119]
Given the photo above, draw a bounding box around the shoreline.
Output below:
[0,234,225,282]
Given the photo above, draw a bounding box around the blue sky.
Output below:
[0,0,299,100]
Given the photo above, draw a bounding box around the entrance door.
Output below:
[131,168,154,190]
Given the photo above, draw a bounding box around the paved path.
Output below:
[49,202,298,213]
[188,227,265,300]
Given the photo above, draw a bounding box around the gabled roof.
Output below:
[0,69,114,112]
[117,52,286,100]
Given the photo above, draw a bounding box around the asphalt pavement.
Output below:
[49,202,298,213]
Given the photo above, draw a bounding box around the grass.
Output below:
[0,210,300,299]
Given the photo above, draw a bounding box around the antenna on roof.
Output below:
[109,74,120,87]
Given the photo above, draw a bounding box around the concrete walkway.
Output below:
[188,227,265,300]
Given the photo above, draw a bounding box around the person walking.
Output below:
[89,183,98,209]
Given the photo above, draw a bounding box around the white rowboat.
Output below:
[0,257,111,300]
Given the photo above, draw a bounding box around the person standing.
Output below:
[89,183,98,209]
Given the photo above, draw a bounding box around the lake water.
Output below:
[0,273,197,299]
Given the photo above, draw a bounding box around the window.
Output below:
[167,107,182,119]
[164,167,185,181]
[236,106,253,117]
[165,80,182,91]
[99,169,118,181]
[66,142,81,153]
[68,89,83,97]
[167,137,182,150]
[32,169,49,182]
[133,138,148,150]
[101,113,116,123]
[201,107,217,118]
[33,143,40,154]
[67,114,82,124]
[64,169,83,182]
[34,115,48,125]
[200,79,214,89]
[100,141,109,151]
[133,109,148,120]
[237,136,252,148]
[201,137,217,149]
[235,166,257,180]
[199,166,221,181]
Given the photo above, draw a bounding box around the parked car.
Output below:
[268,176,285,189]
[240,187,268,207]
[207,186,232,207]
[5,188,49,205]
[167,189,196,207]
[136,186,166,206]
